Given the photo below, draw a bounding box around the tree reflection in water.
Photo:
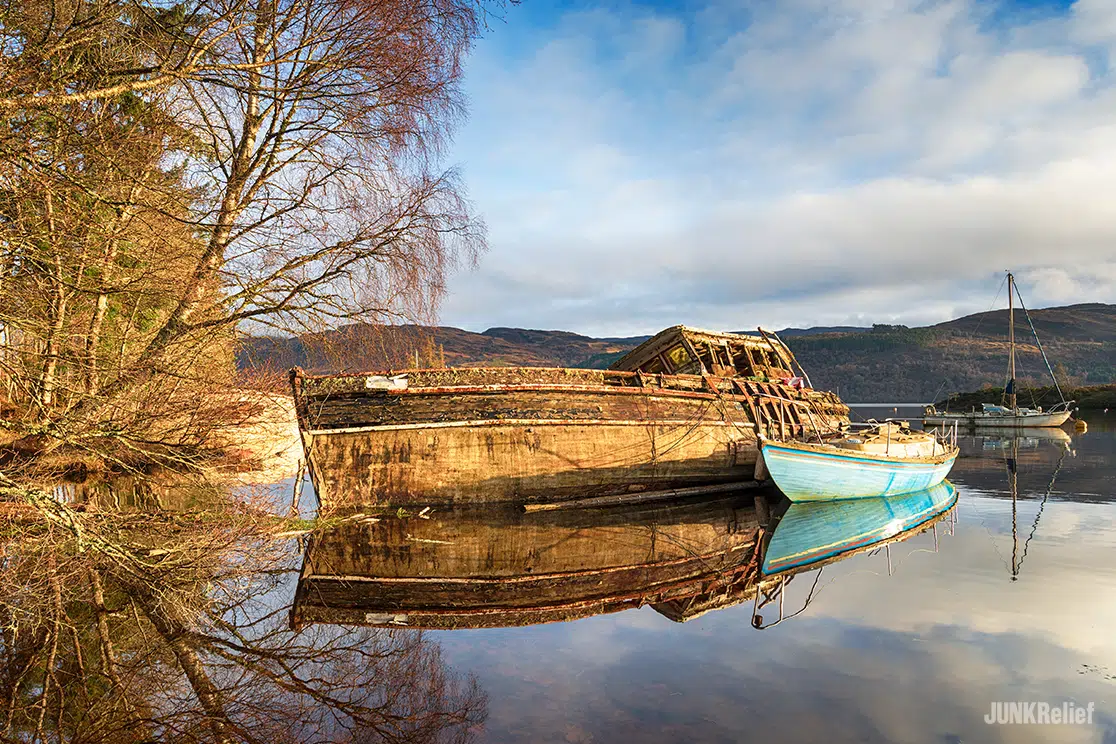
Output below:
[0,482,486,744]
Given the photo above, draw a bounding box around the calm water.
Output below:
[11,409,1116,743]
[426,408,1116,744]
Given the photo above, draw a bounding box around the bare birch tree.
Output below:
[0,0,487,464]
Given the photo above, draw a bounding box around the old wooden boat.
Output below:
[923,272,1074,429]
[761,480,958,574]
[289,494,773,629]
[291,326,848,509]
[760,421,958,501]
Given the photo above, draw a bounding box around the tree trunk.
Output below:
[36,192,68,411]
[140,600,237,744]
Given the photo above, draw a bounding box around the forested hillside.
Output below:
[240,304,1116,403]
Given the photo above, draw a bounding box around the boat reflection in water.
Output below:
[291,482,959,631]
[763,480,958,575]
[292,495,767,629]
[970,426,1073,453]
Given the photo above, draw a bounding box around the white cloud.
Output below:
[445,0,1116,335]
[1072,0,1116,48]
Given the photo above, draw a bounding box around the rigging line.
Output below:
[970,273,1009,341]
[1017,444,1069,573]
[1013,284,1067,405]
[964,491,1013,574]
[930,379,948,409]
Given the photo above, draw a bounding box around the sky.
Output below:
[439,0,1116,336]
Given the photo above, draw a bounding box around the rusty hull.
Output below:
[291,366,849,509]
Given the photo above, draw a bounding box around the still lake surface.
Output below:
[22,407,1116,742]
[418,406,1116,744]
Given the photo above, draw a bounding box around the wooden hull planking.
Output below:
[293,369,849,508]
[309,419,758,507]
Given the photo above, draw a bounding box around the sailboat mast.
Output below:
[1007,272,1017,412]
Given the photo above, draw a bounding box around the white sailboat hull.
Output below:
[924,410,1072,429]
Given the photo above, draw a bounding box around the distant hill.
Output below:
[784,304,1116,402]
[238,324,646,372]
[930,303,1116,342]
[239,304,1116,403]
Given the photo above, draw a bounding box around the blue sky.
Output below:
[439,0,1116,335]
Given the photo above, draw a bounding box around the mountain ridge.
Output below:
[239,303,1116,402]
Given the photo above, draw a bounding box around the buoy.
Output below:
[1074,419,1088,433]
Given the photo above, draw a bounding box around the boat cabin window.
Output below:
[664,344,700,374]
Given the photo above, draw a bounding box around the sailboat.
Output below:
[923,272,1075,429]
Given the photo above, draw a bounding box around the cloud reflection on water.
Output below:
[435,430,1116,743]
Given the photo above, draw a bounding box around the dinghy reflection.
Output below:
[762,480,958,575]
[292,483,959,631]
[750,481,957,628]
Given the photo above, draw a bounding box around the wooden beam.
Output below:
[523,481,761,512]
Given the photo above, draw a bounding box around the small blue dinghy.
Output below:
[760,421,958,502]
[762,480,958,575]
